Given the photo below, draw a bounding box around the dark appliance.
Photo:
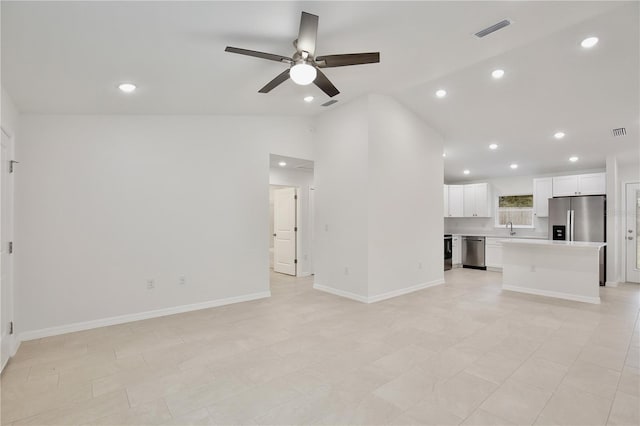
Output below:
[444,234,452,271]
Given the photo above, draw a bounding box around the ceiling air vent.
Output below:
[475,19,511,38]
[612,128,626,137]
[321,100,338,107]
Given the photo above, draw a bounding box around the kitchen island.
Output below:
[501,239,606,304]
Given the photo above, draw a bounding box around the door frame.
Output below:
[624,181,640,283]
[0,125,15,371]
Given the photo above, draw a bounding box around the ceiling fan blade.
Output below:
[296,12,318,56]
[258,69,291,93]
[316,52,380,68]
[225,46,292,63]
[314,69,339,98]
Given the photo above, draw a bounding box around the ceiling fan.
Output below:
[224,11,380,98]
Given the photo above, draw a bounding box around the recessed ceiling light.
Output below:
[303,96,314,103]
[489,143,498,150]
[278,161,287,167]
[463,169,470,175]
[510,163,518,169]
[569,156,579,162]
[491,69,505,79]
[554,131,565,139]
[442,152,447,158]
[581,36,599,48]
[118,83,136,93]
[435,89,447,98]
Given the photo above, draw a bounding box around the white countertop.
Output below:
[450,234,547,240]
[500,239,606,249]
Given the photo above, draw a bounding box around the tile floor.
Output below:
[1,268,639,425]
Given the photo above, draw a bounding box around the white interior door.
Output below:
[626,183,640,283]
[273,187,297,275]
[1,130,13,368]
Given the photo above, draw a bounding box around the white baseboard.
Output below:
[367,279,445,303]
[314,278,445,304]
[605,281,619,287]
[313,284,368,303]
[503,285,601,305]
[19,291,271,342]
[296,272,312,278]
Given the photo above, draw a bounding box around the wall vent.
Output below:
[612,128,626,137]
[321,100,338,107]
[475,19,511,38]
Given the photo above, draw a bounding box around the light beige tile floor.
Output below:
[1,268,639,425]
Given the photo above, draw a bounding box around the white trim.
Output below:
[605,281,619,287]
[503,284,601,304]
[18,291,271,341]
[296,272,312,278]
[313,283,368,303]
[314,278,445,304]
[367,279,445,303]
[0,335,20,373]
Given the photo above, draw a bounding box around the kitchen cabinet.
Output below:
[552,173,605,197]
[452,235,461,265]
[533,178,553,217]
[443,185,449,217]
[463,183,491,217]
[485,237,503,269]
[446,185,464,217]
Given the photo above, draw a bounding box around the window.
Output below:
[495,194,534,228]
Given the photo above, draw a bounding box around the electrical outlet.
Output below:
[530,265,536,272]
[179,276,186,286]
[325,224,329,232]
[418,262,423,269]
[344,267,349,275]
[146,279,155,290]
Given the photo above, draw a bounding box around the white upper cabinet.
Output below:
[443,185,449,217]
[463,183,491,217]
[533,177,553,217]
[447,185,465,217]
[577,173,606,195]
[552,173,605,197]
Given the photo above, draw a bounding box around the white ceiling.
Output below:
[270,154,314,172]
[2,1,638,179]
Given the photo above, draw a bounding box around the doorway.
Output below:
[1,127,14,369]
[625,182,640,283]
[268,154,314,280]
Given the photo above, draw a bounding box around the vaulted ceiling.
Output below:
[2,1,637,179]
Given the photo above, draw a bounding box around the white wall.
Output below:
[314,97,370,299]
[367,95,444,297]
[15,114,313,336]
[445,169,605,238]
[269,167,314,276]
[314,95,444,301]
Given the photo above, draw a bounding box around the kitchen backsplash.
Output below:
[445,217,549,238]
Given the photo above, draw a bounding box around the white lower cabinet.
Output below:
[452,235,461,266]
[485,238,503,269]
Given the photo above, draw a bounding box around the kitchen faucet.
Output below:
[506,221,516,236]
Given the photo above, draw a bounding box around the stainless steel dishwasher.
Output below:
[462,236,486,270]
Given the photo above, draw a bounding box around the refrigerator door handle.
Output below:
[570,210,575,242]
[566,210,571,241]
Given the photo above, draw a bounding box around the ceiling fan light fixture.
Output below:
[290,62,317,85]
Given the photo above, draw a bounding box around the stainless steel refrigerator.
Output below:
[548,195,606,285]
